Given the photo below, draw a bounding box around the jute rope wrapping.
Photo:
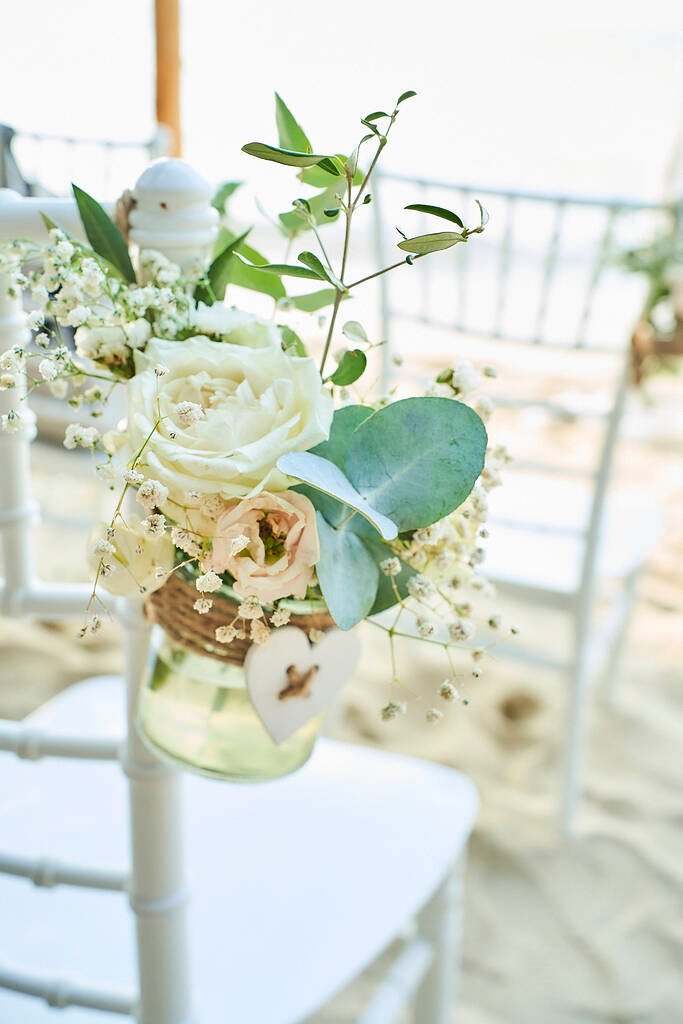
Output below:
[145,572,334,665]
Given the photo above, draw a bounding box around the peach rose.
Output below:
[209,490,319,603]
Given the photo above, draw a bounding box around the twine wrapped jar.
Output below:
[138,569,334,782]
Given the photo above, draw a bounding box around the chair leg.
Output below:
[600,567,641,706]
[561,642,591,838]
[120,598,193,1024]
[413,854,466,1024]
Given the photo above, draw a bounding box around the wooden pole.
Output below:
[155,0,182,156]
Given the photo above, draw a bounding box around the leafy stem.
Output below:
[347,254,424,290]
[319,175,354,376]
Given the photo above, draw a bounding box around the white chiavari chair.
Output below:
[0,159,478,1024]
[373,170,676,834]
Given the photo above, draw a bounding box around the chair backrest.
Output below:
[373,171,678,603]
[0,122,172,199]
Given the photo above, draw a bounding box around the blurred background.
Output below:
[1,2,682,1022]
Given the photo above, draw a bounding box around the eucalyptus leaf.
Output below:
[279,325,308,357]
[312,404,375,469]
[315,156,345,177]
[233,254,323,280]
[315,513,380,630]
[72,184,136,283]
[405,203,464,228]
[278,183,342,233]
[229,252,287,299]
[298,165,342,188]
[361,120,381,137]
[277,451,398,541]
[323,208,340,218]
[363,540,417,615]
[342,320,368,344]
[397,231,465,255]
[344,397,487,532]
[242,143,331,167]
[397,90,417,104]
[274,93,311,153]
[299,159,362,188]
[297,251,344,289]
[212,230,286,299]
[363,111,390,121]
[328,349,367,386]
[476,199,490,227]
[288,288,340,312]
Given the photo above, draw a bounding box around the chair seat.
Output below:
[485,481,663,596]
[0,677,477,1024]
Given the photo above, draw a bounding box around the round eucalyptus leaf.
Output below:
[315,513,380,630]
[328,349,367,387]
[344,397,487,532]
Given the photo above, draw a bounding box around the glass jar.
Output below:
[137,629,323,782]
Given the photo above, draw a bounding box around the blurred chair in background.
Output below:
[373,172,679,833]
[0,122,171,199]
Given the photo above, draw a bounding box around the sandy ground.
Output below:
[1,380,682,1023]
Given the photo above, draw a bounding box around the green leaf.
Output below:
[397,231,465,255]
[212,181,241,213]
[342,320,368,344]
[315,156,344,177]
[363,111,390,122]
[315,513,380,630]
[277,451,398,540]
[229,253,286,299]
[313,405,375,468]
[279,325,308,357]
[298,165,342,188]
[210,230,286,300]
[297,251,344,289]
[323,208,340,218]
[344,397,487,532]
[405,203,464,228]
[195,229,251,305]
[40,212,59,232]
[328,349,367,386]
[363,540,418,615]
[274,93,311,153]
[294,405,374,526]
[241,143,331,167]
[299,158,362,188]
[288,288,340,313]
[476,199,490,228]
[362,194,372,205]
[72,184,136,283]
[278,183,343,233]
[233,254,323,280]
[397,90,417,104]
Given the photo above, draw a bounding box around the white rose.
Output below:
[123,335,332,505]
[87,515,174,596]
[191,303,282,348]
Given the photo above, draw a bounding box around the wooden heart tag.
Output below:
[244,627,361,745]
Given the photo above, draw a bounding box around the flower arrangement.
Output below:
[0,92,511,742]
